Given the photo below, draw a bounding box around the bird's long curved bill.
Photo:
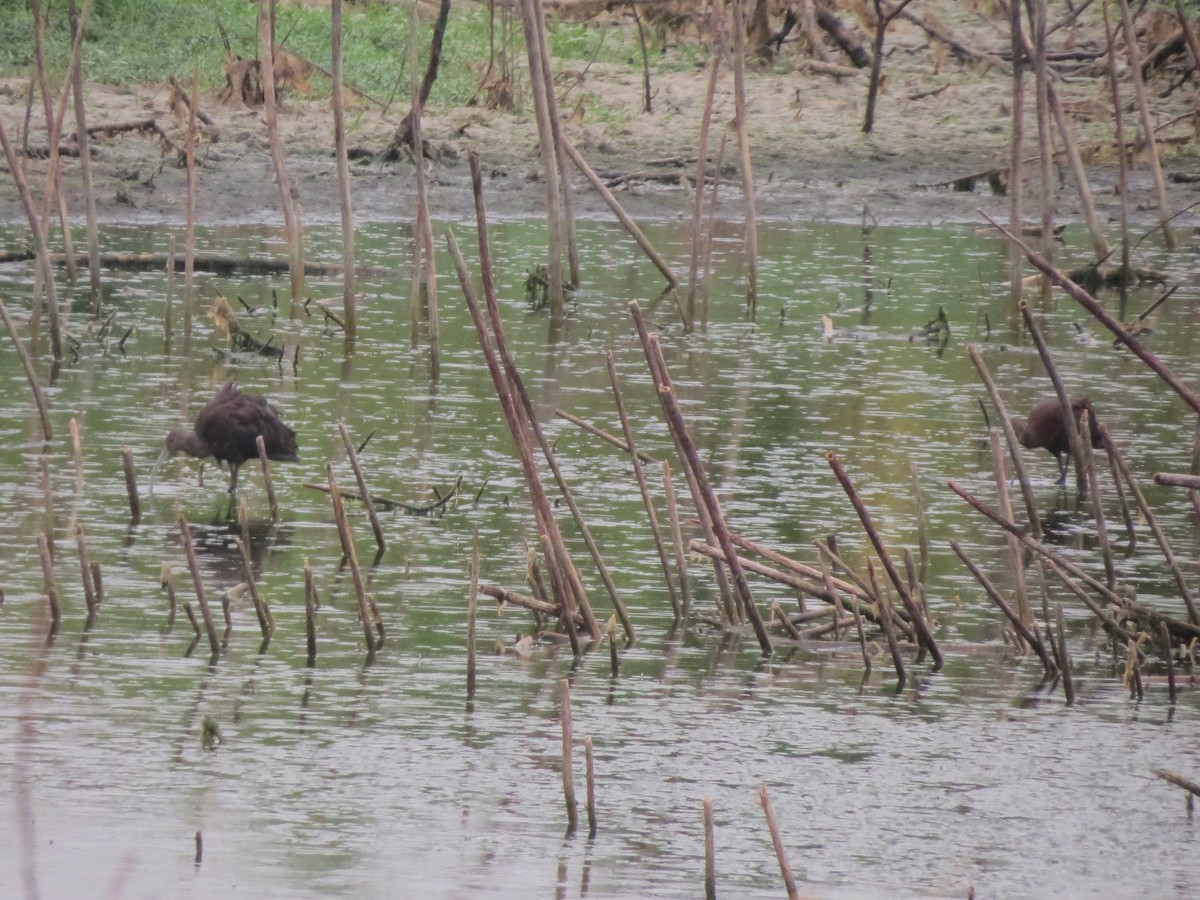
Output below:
[148,444,170,497]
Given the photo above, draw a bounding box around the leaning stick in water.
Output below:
[121,446,140,520]
[758,785,800,900]
[179,517,220,657]
[327,464,379,652]
[560,678,578,831]
[38,532,61,631]
[235,537,272,641]
[337,422,385,551]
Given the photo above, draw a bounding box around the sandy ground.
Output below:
[0,6,1197,232]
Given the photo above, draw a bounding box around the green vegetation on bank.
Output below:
[0,0,651,113]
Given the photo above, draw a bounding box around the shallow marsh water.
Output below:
[1,217,1199,899]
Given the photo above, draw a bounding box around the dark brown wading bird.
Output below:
[1011,397,1101,485]
[150,383,299,494]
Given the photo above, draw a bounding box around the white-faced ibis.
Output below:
[1011,397,1101,485]
[150,383,298,494]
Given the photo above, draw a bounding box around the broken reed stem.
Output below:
[562,139,679,288]
[951,540,1056,677]
[235,537,272,640]
[643,330,771,652]
[983,214,1200,415]
[1008,0,1025,304]
[1056,603,1075,705]
[1100,427,1199,625]
[74,523,96,618]
[1078,412,1115,590]
[304,557,317,666]
[90,561,103,605]
[337,421,385,551]
[607,351,679,620]
[688,30,723,328]
[967,343,1041,538]
[468,533,479,699]
[729,0,758,316]
[69,416,83,481]
[700,131,727,331]
[258,0,306,309]
[254,435,279,523]
[1159,621,1176,704]
[629,301,738,622]
[559,678,578,831]
[989,430,1031,629]
[121,446,140,520]
[183,602,200,639]
[607,616,619,677]
[1019,301,1088,498]
[703,797,716,900]
[869,559,907,687]
[183,63,198,343]
[1100,0,1132,277]
[758,784,800,900]
[909,461,929,575]
[826,452,941,669]
[554,408,659,464]
[1031,0,1055,305]
[662,461,691,619]
[584,736,597,837]
[541,532,582,657]
[164,237,175,348]
[1106,437,1138,547]
[327,464,380,651]
[0,295,53,440]
[37,532,60,630]
[1116,0,1176,249]
[831,553,872,672]
[161,564,177,633]
[331,0,358,347]
[517,0,565,319]
[68,0,100,292]
[408,0,440,380]
[179,517,220,658]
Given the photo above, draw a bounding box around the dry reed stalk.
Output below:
[584,735,596,836]
[827,452,941,668]
[758,784,800,900]
[645,333,771,652]
[68,0,100,292]
[1101,1,1133,278]
[607,616,619,677]
[1031,0,1054,304]
[869,559,906,686]
[337,422,385,551]
[0,295,53,440]
[688,37,723,327]
[1078,413,1115,589]
[988,431,1030,628]
[1104,441,1137,547]
[1056,604,1075,704]
[1019,301,1088,498]
[662,461,691,618]
[69,417,83,481]
[89,561,102,605]
[468,534,479,699]
[1155,472,1200,490]
[183,64,198,343]
[828,552,871,672]
[951,540,1056,676]
[258,0,306,310]
[700,130,728,330]
[559,678,578,831]
[1159,621,1176,703]
[39,454,53,544]
[121,446,140,520]
[772,601,803,639]
[37,532,60,630]
[0,120,64,362]
[304,557,317,666]
[1008,0,1025,305]
[1100,427,1199,625]
[969,347,1042,538]
[1116,0,1177,249]
[409,1,440,380]
[530,0,578,288]
[179,517,220,657]
[254,435,280,523]
[703,797,716,900]
[327,464,379,651]
[629,302,737,621]
[562,139,679,288]
[909,461,929,575]
[235,537,272,640]
[728,0,758,315]
[607,352,679,619]
[517,0,565,319]
[183,602,199,639]
[541,532,582,657]
[331,0,358,346]
[725,531,871,605]
[462,163,604,637]
[408,233,423,350]
[164,237,175,349]
[74,523,96,617]
[161,563,177,633]
[554,408,659,464]
[993,218,1200,414]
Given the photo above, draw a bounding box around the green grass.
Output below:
[0,0,661,115]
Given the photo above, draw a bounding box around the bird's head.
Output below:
[1011,416,1031,448]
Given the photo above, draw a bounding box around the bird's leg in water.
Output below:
[1055,453,1069,487]
[228,463,240,494]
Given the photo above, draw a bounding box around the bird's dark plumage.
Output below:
[151,383,298,494]
[1012,397,1101,484]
